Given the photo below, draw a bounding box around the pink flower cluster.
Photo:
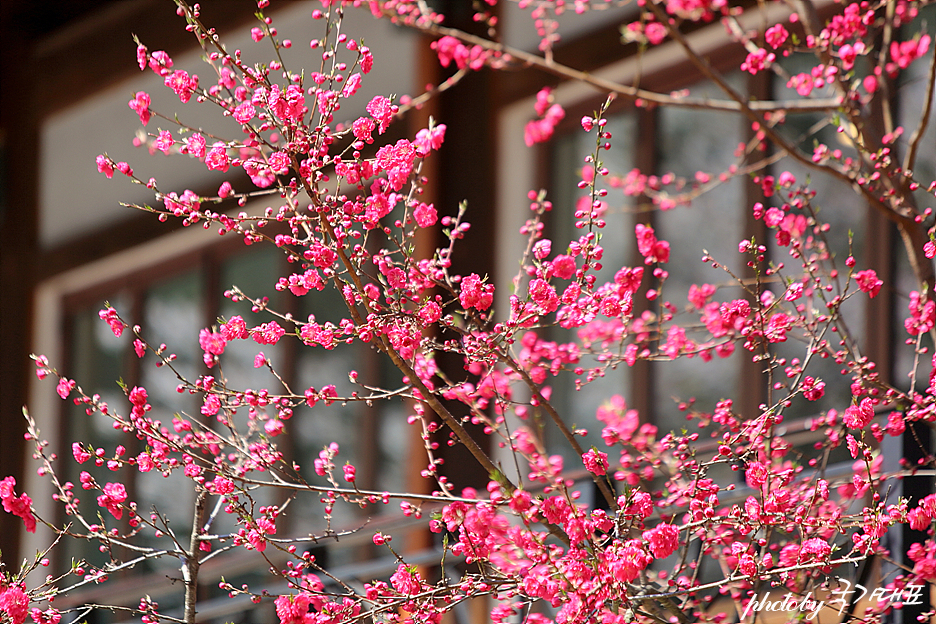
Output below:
[524,88,565,146]
[0,477,35,533]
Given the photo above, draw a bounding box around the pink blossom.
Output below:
[165,70,198,103]
[418,301,442,324]
[0,584,28,624]
[183,133,206,158]
[154,130,173,155]
[264,418,284,437]
[431,36,487,70]
[148,50,173,75]
[414,124,446,154]
[855,269,883,298]
[582,448,609,476]
[740,48,775,74]
[366,96,396,134]
[30,607,61,624]
[745,461,768,488]
[96,155,114,178]
[764,312,792,343]
[136,43,148,71]
[528,278,559,314]
[72,443,91,464]
[552,255,577,280]
[137,452,155,472]
[890,34,931,70]
[635,224,670,264]
[645,22,667,45]
[199,328,227,357]
[221,315,249,340]
[738,553,757,577]
[390,564,423,595]
[765,23,789,48]
[1,477,36,533]
[56,378,75,400]
[459,274,494,311]
[413,202,437,227]
[233,102,255,124]
[205,143,230,172]
[524,88,565,146]
[644,523,679,559]
[97,482,128,519]
[211,476,235,495]
[274,594,311,624]
[801,376,825,401]
[98,307,124,337]
[201,394,221,416]
[128,91,151,125]
[351,116,375,144]
[843,397,875,429]
[268,151,291,175]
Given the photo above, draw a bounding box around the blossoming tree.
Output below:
[3,1,935,623]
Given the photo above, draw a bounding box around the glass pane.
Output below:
[62,295,132,571]
[137,270,204,547]
[654,75,745,435]
[218,245,285,390]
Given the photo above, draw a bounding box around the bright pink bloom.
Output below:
[1,477,36,533]
[413,202,437,227]
[274,594,311,624]
[582,448,609,476]
[843,397,875,429]
[56,378,75,400]
[221,315,249,340]
[205,143,230,172]
[855,269,883,298]
[98,307,124,337]
[366,96,396,134]
[97,482,128,519]
[252,321,285,345]
[183,133,206,158]
[72,443,91,464]
[645,22,666,45]
[459,274,494,311]
[414,124,446,155]
[0,584,28,624]
[740,48,775,74]
[154,130,173,154]
[351,116,375,143]
[923,240,935,259]
[128,91,151,125]
[233,102,255,124]
[644,523,679,559]
[165,70,198,103]
[96,155,114,178]
[765,23,789,48]
[635,224,670,264]
[524,91,565,147]
[528,278,559,314]
[390,564,422,595]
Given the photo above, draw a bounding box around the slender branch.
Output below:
[643,0,935,292]
[499,352,618,510]
[183,490,207,624]
[396,16,843,114]
[904,42,936,174]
